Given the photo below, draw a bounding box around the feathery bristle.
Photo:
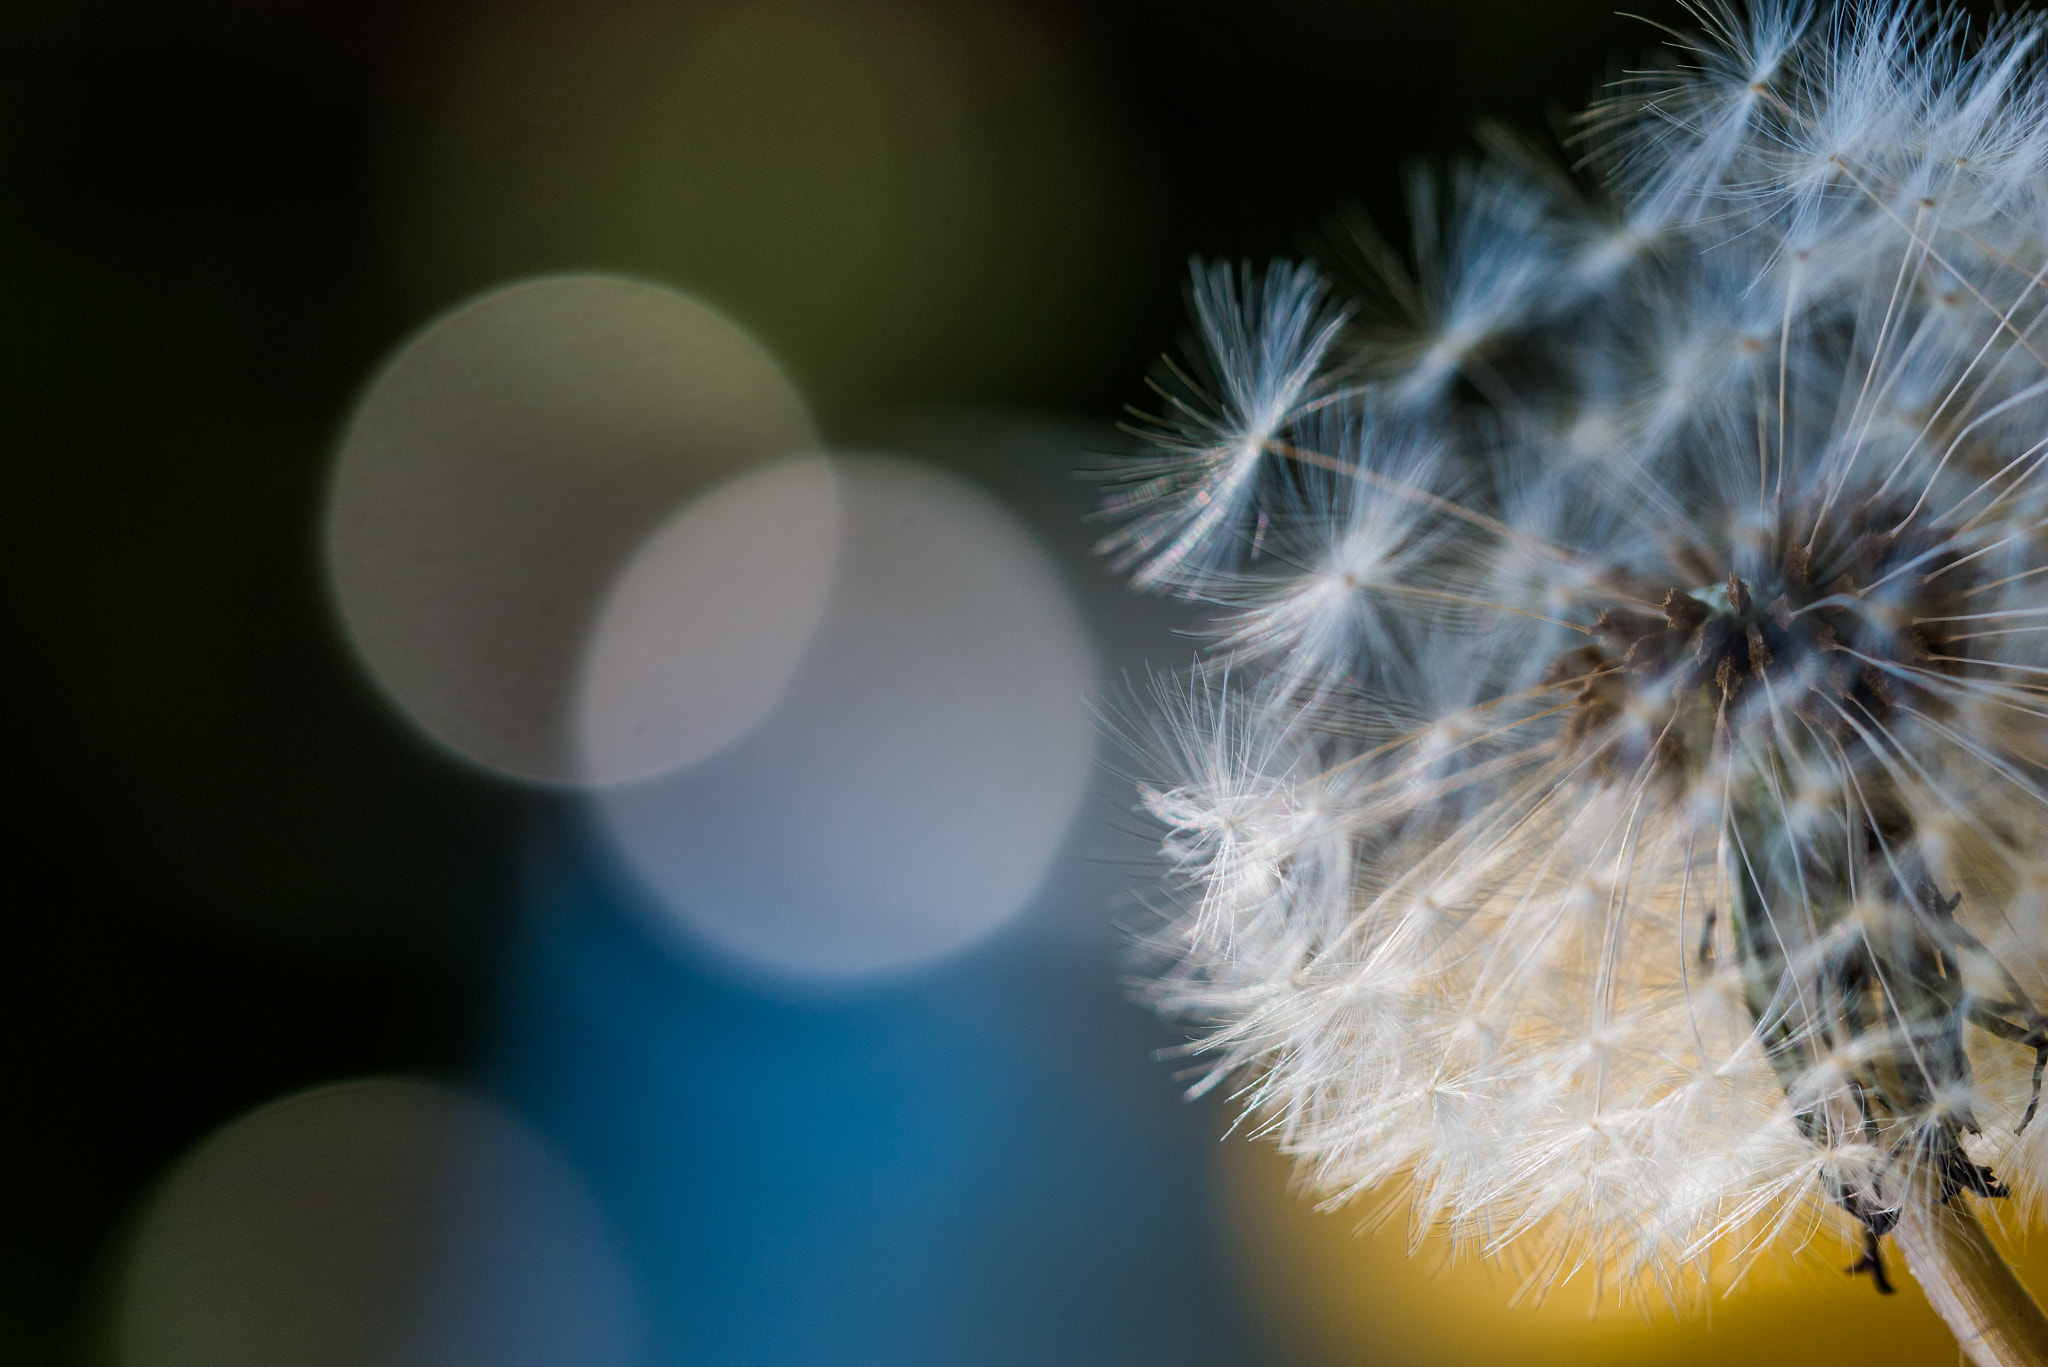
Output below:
[1100,0,2048,1309]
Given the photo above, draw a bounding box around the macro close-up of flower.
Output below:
[18,0,2048,1364]
[1101,3,2048,1362]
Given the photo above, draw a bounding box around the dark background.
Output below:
[6,1,1860,1362]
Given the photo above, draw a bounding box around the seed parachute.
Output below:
[1100,0,2048,1322]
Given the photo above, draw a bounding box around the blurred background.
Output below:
[8,0,2038,1364]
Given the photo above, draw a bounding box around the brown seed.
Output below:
[1623,630,1679,675]
[1696,618,1732,665]
[1662,587,1709,631]
[1747,623,1774,676]
[1542,645,1606,687]
[1785,546,1811,587]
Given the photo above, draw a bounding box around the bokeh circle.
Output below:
[588,453,1098,983]
[114,1077,636,1367]
[325,274,815,783]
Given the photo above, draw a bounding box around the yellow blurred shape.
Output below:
[1216,1135,2048,1367]
[381,0,1152,409]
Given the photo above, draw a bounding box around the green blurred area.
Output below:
[378,0,1158,414]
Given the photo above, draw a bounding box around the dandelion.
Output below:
[1100,4,2048,1362]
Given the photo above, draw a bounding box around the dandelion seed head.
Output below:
[1099,0,2048,1309]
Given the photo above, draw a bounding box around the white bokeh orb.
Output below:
[325,274,814,784]
[571,455,839,784]
[588,454,1098,983]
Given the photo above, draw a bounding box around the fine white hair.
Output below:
[1101,0,2048,1309]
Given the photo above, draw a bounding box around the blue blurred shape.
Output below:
[489,836,1268,1367]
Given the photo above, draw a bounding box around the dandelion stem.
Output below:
[1894,1199,2048,1367]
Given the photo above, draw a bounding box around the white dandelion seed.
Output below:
[1101,4,2048,1361]
[1098,260,1353,590]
